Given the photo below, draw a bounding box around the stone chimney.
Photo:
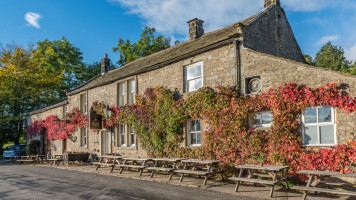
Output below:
[187,18,204,41]
[264,0,280,8]
[101,53,111,75]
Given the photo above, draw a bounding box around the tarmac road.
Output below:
[0,164,253,200]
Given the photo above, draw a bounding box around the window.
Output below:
[119,124,126,147]
[112,132,116,147]
[302,107,336,146]
[128,79,136,104]
[184,62,203,92]
[188,119,201,146]
[118,82,126,106]
[249,112,272,128]
[80,94,87,113]
[63,105,68,117]
[81,128,87,147]
[129,125,135,147]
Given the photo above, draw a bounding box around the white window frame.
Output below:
[248,111,273,128]
[80,94,87,113]
[302,106,337,146]
[129,125,135,147]
[111,131,116,147]
[63,105,68,117]
[187,119,202,147]
[119,124,126,147]
[184,62,203,93]
[118,82,126,106]
[80,128,87,148]
[128,79,136,105]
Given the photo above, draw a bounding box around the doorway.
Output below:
[42,129,50,156]
[101,131,112,155]
[62,139,67,153]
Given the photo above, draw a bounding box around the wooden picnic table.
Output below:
[292,170,356,200]
[173,159,222,186]
[16,156,35,165]
[47,154,63,165]
[93,155,122,172]
[118,158,153,176]
[146,158,186,180]
[229,165,290,198]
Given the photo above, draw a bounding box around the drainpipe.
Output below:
[234,39,241,96]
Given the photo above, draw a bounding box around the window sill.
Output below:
[116,146,137,150]
[302,144,337,147]
[188,144,201,148]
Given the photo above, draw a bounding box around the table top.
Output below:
[235,165,289,171]
[297,170,356,178]
[53,154,63,156]
[122,158,152,161]
[100,155,122,159]
[181,159,221,164]
[152,158,186,162]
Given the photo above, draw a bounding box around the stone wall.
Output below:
[243,5,305,63]
[240,48,356,144]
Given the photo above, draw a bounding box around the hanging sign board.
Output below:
[89,110,102,129]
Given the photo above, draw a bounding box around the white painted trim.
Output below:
[302,106,336,146]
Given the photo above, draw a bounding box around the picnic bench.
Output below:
[16,156,35,165]
[229,165,290,198]
[93,155,122,172]
[47,154,63,165]
[173,159,222,186]
[118,158,153,176]
[292,170,356,200]
[146,158,185,180]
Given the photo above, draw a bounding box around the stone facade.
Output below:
[27,2,356,158]
[240,48,356,144]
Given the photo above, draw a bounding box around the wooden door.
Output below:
[62,139,67,153]
[43,129,50,155]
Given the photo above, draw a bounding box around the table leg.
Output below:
[180,163,187,182]
[302,174,313,200]
[139,160,146,177]
[120,159,127,174]
[235,168,244,192]
[282,169,290,190]
[203,164,212,186]
[169,162,177,180]
[151,160,158,178]
[269,172,278,198]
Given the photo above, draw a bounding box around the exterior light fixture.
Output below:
[103,104,113,119]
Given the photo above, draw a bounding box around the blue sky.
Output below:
[1,0,356,64]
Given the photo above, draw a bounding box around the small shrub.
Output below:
[26,140,41,155]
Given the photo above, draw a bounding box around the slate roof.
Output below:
[67,11,264,96]
[27,99,68,115]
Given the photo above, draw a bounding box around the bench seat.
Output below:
[291,186,356,196]
[17,160,34,162]
[118,165,146,169]
[146,167,174,172]
[228,177,278,185]
[174,169,210,175]
[93,162,116,167]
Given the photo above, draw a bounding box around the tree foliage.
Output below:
[112,27,170,66]
[315,42,351,73]
[0,45,63,145]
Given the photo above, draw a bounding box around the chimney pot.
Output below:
[264,0,280,8]
[101,53,111,75]
[187,18,204,41]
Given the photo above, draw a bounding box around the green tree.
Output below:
[315,42,351,73]
[0,45,63,145]
[351,62,356,75]
[113,26,170,66]
[74,62,102,86]
[304,54,315,66]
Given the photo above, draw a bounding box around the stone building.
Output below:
[27,0,356,157]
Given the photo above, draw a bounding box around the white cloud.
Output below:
[345,43,356,62]
[24,12,42,29]
[110,0,264,37]
[315,35,340,46]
